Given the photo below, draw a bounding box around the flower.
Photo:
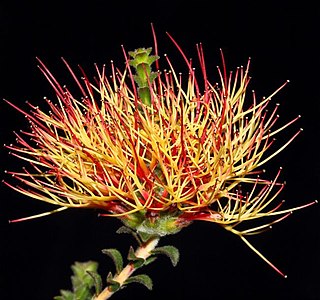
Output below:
[4,31,316,277]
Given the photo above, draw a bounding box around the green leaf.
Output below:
[87,270,103,295]
[109,281,121,292]
[116,225,135,235]
[116,226,142,245]
[152,245,180,267]
[138,231,156,243]
[144,256,157,266]
[127,246,137,260]
[106,272,121,292]
[125,274,153,290]
[102,248,123,274]
[133,259,145,269]
[127,246,145,268]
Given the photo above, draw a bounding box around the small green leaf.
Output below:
[125,274,153,290]
[133,259,145,269]
[87,270,103,295]
[152,245,180,267]
[108,281,121,293]
[127,246,145,268]
[138,231,156,243]
[127,246,137,260]
[106,272,121,292]
[107,271,113,281]
[116,225,134,235]
[144,256,157,266]
[116,226,142,244]
[102,248,123,274]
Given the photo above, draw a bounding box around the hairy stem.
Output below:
[94,236,160,300]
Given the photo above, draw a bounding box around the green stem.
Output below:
[94,236,160,300]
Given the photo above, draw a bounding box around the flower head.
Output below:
[4,30,316,276]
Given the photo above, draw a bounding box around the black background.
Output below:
[1,1,319,299]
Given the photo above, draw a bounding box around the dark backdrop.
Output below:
[1,1,319,299]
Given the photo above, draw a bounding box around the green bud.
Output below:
[128,47,159,106]
[136,214,184,236]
